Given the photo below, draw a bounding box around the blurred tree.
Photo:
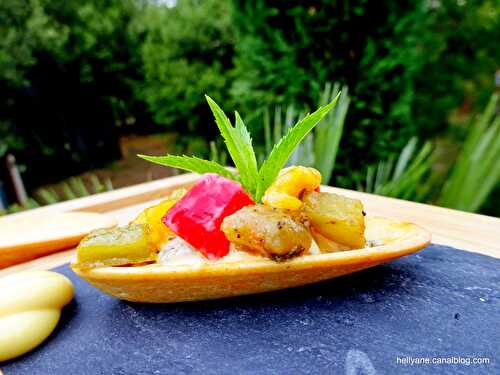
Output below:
[414,0,500,135]
[0,0,67,87]
[1,0,498,214]
[0,0,146,190]
[0,0,67,157]
[231,1,425,186]
[230,0,499,188]
[139,0,235,136]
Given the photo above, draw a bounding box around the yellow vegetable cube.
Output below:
[132,188,186,246]
[310,228,350,253]
[74,224,156,269]
[262,166,321,210]
[302,191,366,249]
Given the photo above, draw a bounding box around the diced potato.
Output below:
[131,188,186,247]
[262,166,321,210]
[310,228,350,253]
[302,191,366,249]
[221,204,312,261]
[74,224,156,269]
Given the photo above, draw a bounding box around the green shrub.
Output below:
[357,94,500,215]
[438,94,500,212]
[413,0,500,134]
[0,0,144,186]
[359,137,435,202]
[140,0,235,135]
[231,0,500,188]
[231,1,425,185]
[0,0,68,156]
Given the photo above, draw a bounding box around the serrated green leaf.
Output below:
[205,95,259,195]
[138,154,237,181]
[234,111,259,195]
[255,93,340,201]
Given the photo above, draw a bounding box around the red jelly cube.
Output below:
[163,174,254,259]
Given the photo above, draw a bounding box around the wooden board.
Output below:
[0,173,499,278]
[0,212,117,269]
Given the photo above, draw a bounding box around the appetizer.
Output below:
[73,167,367,268]
[72,93,373,269]
[70,95,431,303]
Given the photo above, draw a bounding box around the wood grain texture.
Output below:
[0,173,498,278]
[0,212,117,269]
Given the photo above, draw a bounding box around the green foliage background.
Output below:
[230,0,499,188]
[0,0,498,212]
[139,0,235,135]
[0,0,143,186]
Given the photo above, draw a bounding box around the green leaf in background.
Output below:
[361,137,435,202]
[438,93,500,212]
[209,141,228,166]
[258,82,350,183]
[314,83,350,183]
[138,154,237,182]
[32,174,114,208]
[255,93,340,201]
[205,95,259,197]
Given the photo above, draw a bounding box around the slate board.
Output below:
[2,244,499,375]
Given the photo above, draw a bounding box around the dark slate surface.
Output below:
[2,244,499,375]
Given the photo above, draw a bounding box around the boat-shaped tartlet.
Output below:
[72,215,429,303]
[70,95,431,303]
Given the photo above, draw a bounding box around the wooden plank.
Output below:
[0,212,117,269]
[0,173,499,278]
[5,173,199,218]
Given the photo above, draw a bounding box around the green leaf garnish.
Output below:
[139,93,339,202]
[137,154,238,181]
[205,96,259,195]
[255,93,340,201]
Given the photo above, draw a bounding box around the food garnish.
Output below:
[131,188,185,247]
[138,95,339,201]
[302,191,366,249]
[73,93,372,268]
[163,173,254,259]
[75,224,156,269]
[262,166,321,210]
[221,204,312,261]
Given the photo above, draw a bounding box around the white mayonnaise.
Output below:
[157,237,265,265]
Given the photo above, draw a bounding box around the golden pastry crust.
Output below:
[71,216,430,303]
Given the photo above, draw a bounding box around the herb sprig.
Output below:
[139,94,340,201]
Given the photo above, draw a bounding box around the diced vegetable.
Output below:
[302,191,366,249]
[310,228,350,253]
[132,188,186,247]
[74,224,156,269]
[262,166,321,210]
[221,204,312,261]
[163,174,254,259]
